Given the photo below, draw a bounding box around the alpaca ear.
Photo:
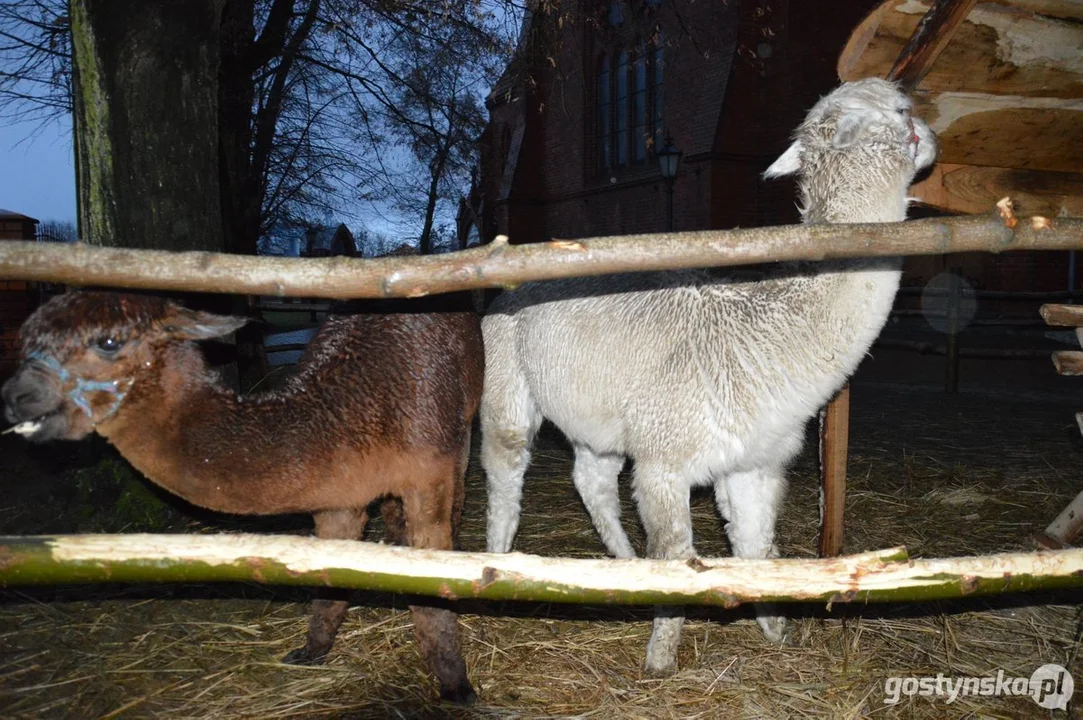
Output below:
[763,140,803,179]
[831,112,866,149]
[162,306,249,340]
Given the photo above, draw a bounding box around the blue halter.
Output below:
[27,351,132,421]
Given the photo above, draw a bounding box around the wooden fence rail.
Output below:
[1,534,1081,605]
[0,210,1080,299]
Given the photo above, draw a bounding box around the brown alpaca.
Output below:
[1,290,483,703]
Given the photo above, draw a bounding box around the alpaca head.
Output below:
[763,78,938,186]
[2,291,246,443]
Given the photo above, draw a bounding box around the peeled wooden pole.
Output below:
[1,535,1081,605]
[0,213,1078,300]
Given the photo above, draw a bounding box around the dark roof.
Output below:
[0,209,39,223]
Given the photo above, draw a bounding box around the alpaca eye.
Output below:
[94,337,124,355]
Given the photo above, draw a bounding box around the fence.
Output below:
[886,279,1083,392]
[1,207,1082,601]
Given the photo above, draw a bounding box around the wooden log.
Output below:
[840,1,1083,180]
[887,0,978,90]
[0,214,1080,300]
[841,0,1083,100]
[1051,350,1083,375]
[910,164,1083,219]
[1040,303,1083,328]
[2,534,1082,605]
[819,385,850,558]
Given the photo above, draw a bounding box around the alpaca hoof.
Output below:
[644,661,677,678]
[282,647,328,666]
[440,680,477,705]
[643,649,678,677]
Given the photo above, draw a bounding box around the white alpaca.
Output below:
[481,78,938,673]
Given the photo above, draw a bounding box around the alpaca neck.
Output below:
[800,146,914,225]
[788,150,915,381]
[96,344,310,515]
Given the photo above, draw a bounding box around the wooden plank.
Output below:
[1040,304,1083,327]
[887,0,978,89]
[1043,490,1083,547]
[1051,350,1083,375]
[819,385,850,558]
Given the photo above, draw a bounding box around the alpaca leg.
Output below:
[403,485,476,704]
[572,445,634,558]
[723,467,788,642]
[450,426,471,545]
[380,497,407,546]
[480,367,541,553]
[283,508,368,665]
[633,463,694,675]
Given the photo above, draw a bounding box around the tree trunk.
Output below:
[218,0,258,256]
[419,144,451,255]
[70,0,226,252]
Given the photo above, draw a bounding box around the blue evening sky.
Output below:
[0,116,76,223]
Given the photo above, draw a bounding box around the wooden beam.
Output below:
[887,0,979,89]
[1034,490,1083,549]
[1051,350,1083,376]
[819,385,850,558]
[1040,303,1083,327]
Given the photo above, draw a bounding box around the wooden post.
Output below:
[944,266,963,393]
[819,384,850,557]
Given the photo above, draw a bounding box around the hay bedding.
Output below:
[1,384,1080,719]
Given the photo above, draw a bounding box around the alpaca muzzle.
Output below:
[22,352,133,422]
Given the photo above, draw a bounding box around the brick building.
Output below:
[0,209,40,377]
[474,0,1074,298]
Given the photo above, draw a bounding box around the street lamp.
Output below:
[656,136,682,232]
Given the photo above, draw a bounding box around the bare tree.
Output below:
[298,0,512,253]
[0,0,70,125]
[0,0,518,254]
[382,23,489,254]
